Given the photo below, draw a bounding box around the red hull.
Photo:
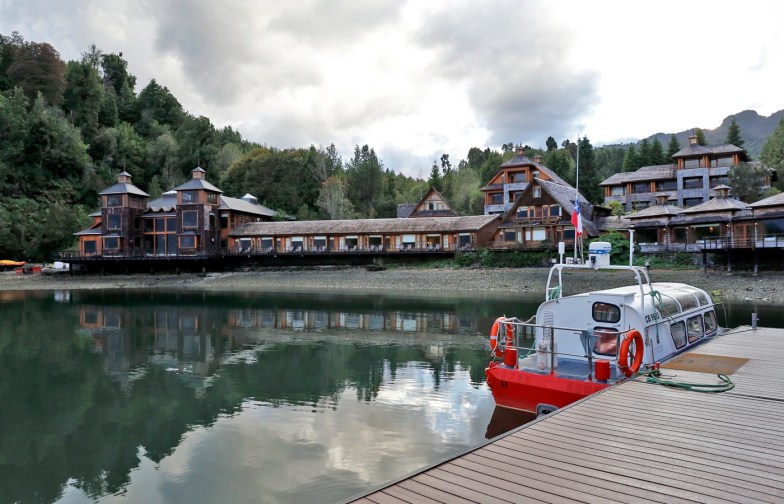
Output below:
[485,362,610,413]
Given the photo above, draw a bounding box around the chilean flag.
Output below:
[571,197,583,237]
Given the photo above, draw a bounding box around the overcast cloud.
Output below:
[2,0,783,176]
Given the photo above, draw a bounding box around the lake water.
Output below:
[0,288,779,504]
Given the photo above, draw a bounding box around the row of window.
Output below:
[610,176,729,196]
[107,213,201,232]
[516,204,561,219]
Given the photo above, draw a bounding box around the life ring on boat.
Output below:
[490,316,514,357]
[618,330,644,377]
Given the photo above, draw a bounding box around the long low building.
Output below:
[228,215,501,254]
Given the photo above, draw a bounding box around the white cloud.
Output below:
[2,0,783,176]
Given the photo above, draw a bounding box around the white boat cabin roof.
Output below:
[561,282,713,319]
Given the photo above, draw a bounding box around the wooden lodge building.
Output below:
[599,134,766,211]
[74,168,277,258]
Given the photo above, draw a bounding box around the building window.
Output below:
[656,180,677,191]
[107,214,121,230]
[180,235,196,249]
[516,206,528,218]
[684,158,700,169]
[709,176,729,188]
[533,187,541,198]
[550,205,561,217]
[683,197,702,207]
[714,156,734,167]
[503,231,516,242]
[182,210,198,228]
[206,192,217,204]
[683,177,702,190]
[632,182,650,194]
[610,186,625,196]
[673,227,687,242]
[563,229,575,240]
[144,219,154,232]
[491,194,503,204]
[84,241,97,254]
[106,194,121,207]
[104,237,119,250]
[181,191,198,203]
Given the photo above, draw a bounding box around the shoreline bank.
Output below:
[0,266,780,303]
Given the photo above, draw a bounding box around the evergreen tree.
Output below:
[637,138,652,167]
[428,162,442,192]
[577,136,602,204]
[695,128,707,146]
[666,134,680,160]
[622,145,639,172]
[62,60,103,142]
[545,136,557,151]
[726,118,744,148]
[760,119,784,191]
[650,138,666,165]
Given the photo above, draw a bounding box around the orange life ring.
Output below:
[618,329,644,377]
[490,316,514,357]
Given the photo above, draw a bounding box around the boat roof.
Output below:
[562,281,713,317]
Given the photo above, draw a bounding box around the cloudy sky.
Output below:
[2,0,783,177]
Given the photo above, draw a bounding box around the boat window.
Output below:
[592,302,620,323]
[674,292,699,311]
[693,290,709,306]
[704,310,718,334]
[656,296,681,318]
[592,327,618,356]
[670,321,687,349]
[687,315,704,343]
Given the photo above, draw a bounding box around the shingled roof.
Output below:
[750,192,784,208]
[230,215,500,237]
[680,197,750,214]
[600,165,676,186]
[220,196,277,218]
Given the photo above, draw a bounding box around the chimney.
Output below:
[515,145,525,156]
[533,154,543,163]
[117,171,132,184]
[713,184,731,199]
[655,193,669,205]
[688,134,699,146]
[192,167,206,180]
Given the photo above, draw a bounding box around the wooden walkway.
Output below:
[350,326,784,503]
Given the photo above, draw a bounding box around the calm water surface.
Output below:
[0,288,779,504]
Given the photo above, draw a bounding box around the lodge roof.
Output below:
[600,165,676,186]
[98,183,150,197]
[230,215,500,237]
[679,197,750,214]
[482,155,570,191]
[147,191,177,212]
[750,192,784,208]
[627,204,683,220]
[396,204,416,218]
[672,143,744,158]
[220,196,277,218]
[594,215,632,232]
[173,178,223,193]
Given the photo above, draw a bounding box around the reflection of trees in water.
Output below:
[0,293,490,502]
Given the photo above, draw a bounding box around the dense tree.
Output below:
[427,162,442,192]
[5,38,67,106]
[594,146,625,182]
[317,175,356,219]
[62,60,103,141]
[576,136,601,204]
[637,138,651,167]
[545,136,558,152]
[760,119,784,191]
[622,145,639,172]
[728,162,769,202]
[666,134,681,160]
[543,149,575,185]
[136,79,184,136]
[650,138,666,165]
[346,145,384,218]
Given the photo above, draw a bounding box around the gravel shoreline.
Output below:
[1,266,781,303]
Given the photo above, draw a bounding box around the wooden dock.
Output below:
[350,326,784,503]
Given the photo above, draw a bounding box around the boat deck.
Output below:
[349,325,784,503]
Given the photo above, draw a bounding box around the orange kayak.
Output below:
[0,260,26,268]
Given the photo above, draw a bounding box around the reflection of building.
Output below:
[227,307,468,334]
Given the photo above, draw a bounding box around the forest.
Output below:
[2,31,784,261]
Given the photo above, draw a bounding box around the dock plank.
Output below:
[349,327,784,504]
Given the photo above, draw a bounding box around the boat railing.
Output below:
[492,317,634,380]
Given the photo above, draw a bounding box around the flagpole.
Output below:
[574,135,580,259]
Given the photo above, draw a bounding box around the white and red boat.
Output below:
[485,242,721,415]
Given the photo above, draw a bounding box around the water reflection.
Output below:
[0,290,537,504]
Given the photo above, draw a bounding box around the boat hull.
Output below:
[485,362,610,414]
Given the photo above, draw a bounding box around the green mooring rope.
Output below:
[644,371,735,393]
